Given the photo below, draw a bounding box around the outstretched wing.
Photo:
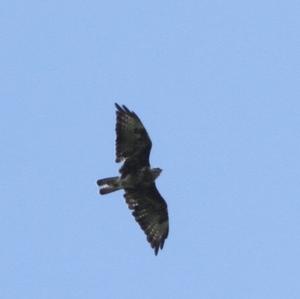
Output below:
[124,184,169,255]
[115,103,152,175]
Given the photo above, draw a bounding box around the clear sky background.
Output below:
[1,1,299,298]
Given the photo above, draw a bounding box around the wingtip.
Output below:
[115,102,132,114]
[122,105,130,113]
[115,103,122,110]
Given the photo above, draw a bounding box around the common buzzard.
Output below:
[97,103,169,255]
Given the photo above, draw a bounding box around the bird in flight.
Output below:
[97,103,169,255]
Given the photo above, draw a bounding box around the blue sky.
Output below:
[1,1,300,298]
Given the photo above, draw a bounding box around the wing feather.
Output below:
[115,103,152,175]
[124,184,169,255]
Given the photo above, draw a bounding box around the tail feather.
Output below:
[99,186,120,195]
[97,176,119,186]
[97,176,122,195]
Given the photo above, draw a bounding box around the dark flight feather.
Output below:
[115,103,152,176]
[124,184,169,255]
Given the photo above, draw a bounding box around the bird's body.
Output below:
[97,103,169,255]
[98,167,161,195]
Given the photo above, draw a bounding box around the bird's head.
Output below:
[152,167,162,179]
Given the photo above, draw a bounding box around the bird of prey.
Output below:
[97,103,169,255]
